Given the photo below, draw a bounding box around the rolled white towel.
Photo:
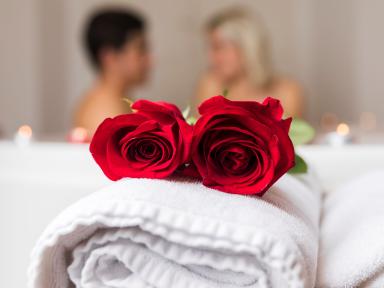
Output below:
[317,170,384,288]
[28,175,321,288]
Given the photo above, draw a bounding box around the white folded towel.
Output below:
[317,170,384,288]
[28,175,321,288]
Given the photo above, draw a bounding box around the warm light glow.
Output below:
[69,127,88,143]
[18,125,33,138]
[336,123,350,136]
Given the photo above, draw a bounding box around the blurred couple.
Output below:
[75,7,303,135]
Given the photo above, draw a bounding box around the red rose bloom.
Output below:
[90,100,192,180]
[191,96,295,196]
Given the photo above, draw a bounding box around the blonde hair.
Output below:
[206,8,273,87]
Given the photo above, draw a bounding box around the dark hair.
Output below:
[84,8,145,68]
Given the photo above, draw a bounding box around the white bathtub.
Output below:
[0,142,383,287]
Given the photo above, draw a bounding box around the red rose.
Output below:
[90,100,192,180]
[191,96,295,196]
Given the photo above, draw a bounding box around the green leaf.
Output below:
[182,106,191,119]
[222,88,229,98]
[289,154,308,174]
[289,118,315,146]
[186,116,197,125]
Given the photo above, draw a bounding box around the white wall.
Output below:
[310,0,384,125]
[38,0,70,134]
[311,0,360,122]
[355,0,384,121]
[0,0,41,136]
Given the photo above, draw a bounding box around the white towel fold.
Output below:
[28,175,321,288]
[317,170,384,288]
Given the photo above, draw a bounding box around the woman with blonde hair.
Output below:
[195,8,303,117]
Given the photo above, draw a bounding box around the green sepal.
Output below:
[186,116,197,125]
[289,118,315,146]
[222,89,229,98]
[289,154,308,174]
[182,106,191,119]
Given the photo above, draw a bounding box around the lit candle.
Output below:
[67,127,89,143]
[325,123,353,146]
[14,125,33,147]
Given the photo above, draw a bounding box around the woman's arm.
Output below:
[274,79,304,118]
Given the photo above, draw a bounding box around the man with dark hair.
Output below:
[74,8,151,135]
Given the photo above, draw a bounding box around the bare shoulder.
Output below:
[74,92,94,127]
[273,78,302,96]
[74,90,110,134]
[196,72,223,100]
[271,77,304,117]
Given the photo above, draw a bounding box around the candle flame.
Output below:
[336,123,350,136]
[18,125,32,138]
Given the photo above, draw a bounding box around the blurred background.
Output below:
[1,2,384,286]
[0,0,384,141]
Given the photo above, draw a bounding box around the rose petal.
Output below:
[192,96,295,196]
[133,99,184,121]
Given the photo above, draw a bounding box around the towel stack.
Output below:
[29,171,384,287]
[28,175,321,288]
